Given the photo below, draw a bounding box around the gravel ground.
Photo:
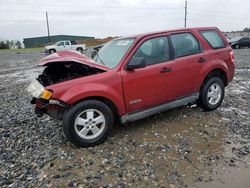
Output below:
[0,49,249,188]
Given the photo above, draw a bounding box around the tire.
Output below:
[235,44,240,49]
[199,77,225,111]
[76,48,83,53]
[49,49,56,54]
[63,100,114,147]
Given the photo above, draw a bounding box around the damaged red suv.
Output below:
[27,27,235,147]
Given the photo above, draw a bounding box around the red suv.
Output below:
[27,27,235,147]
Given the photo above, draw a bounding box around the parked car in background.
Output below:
[28,27,235,147]
[229,36,250,49]
[91,43,105,58]
[45,40,87,54]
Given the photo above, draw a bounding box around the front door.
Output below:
[64,41,72,50]
[57,41,65,51]
[121,36,172,113]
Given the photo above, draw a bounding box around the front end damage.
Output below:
[27,51,107,120]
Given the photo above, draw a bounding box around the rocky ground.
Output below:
[0,49,249,188]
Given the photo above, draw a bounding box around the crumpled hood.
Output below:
[38,50,109,71]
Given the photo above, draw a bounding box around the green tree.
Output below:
[5,40,10,49]
[243,27,250,32]
[9,40,15,49]
[0,41,7,49]
[15,40,22,49]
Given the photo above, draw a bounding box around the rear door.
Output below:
[166,32,204,101]
[121,36,172,113]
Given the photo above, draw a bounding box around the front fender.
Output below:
[59,83,126,115]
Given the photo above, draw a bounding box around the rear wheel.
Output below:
[63,100,114,147]
[199,77,224,111]
[76,48,83,53]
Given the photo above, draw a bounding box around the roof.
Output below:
[24,35,94,40]
[117,27,219,40]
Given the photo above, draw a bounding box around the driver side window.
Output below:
[133,37,170,66]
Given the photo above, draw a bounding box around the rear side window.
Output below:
[133,37,171,66]
[65,41,70,45]
[200,30,225,49]
[170,33,201,58]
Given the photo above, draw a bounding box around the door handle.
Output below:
[198,57,206,63]
[160,67,172,73]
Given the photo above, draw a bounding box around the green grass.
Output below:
[0,47,44,52]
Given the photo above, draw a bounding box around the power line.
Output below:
[191,9,250,19]
[0,17,183,23]
[0,3,183,10]
[0,9,182,15]
[191,8,250,17]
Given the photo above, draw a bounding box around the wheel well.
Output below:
[203,69,227,87]
[76,47,83,50]
[49,49,56,52]
[72,96,120,122]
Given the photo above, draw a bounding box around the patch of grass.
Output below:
[0,47,44,52]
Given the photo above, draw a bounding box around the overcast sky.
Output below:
[0,0,250,41]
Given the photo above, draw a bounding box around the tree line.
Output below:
[243,27,250,32]
[0,40,22,49]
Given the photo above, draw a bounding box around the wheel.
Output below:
[49,49,56,54]
[63,100,114,147]
[76,48,83,53]
[199,77,224,111]
[235,44,240,49]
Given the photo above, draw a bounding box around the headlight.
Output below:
[27,79,52,100]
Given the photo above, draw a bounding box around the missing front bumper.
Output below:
[31,98,68,120]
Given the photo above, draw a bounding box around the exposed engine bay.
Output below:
[37,61,105,86]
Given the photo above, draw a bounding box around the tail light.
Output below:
[229,50,234,63]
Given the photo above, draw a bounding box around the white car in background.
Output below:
[45,40,87,54]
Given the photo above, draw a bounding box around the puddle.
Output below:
[195,165,250,188]
[40,108,230,187]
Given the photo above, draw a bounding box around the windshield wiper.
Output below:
[95,53,105,65]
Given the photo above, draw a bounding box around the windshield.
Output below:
[94,38,135,68]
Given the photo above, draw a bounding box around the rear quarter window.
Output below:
[200,30,225,49]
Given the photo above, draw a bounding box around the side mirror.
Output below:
[127,57,146,70]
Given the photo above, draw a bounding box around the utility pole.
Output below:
[46,12,51,43]
[184,0,187,28]
[248,25,250,37]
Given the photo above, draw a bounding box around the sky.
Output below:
[0,0,250,41]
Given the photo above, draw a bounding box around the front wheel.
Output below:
[235,44,240,49]
[63,100,114,147]
[49,49,56,54]
[199,77,225,111]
